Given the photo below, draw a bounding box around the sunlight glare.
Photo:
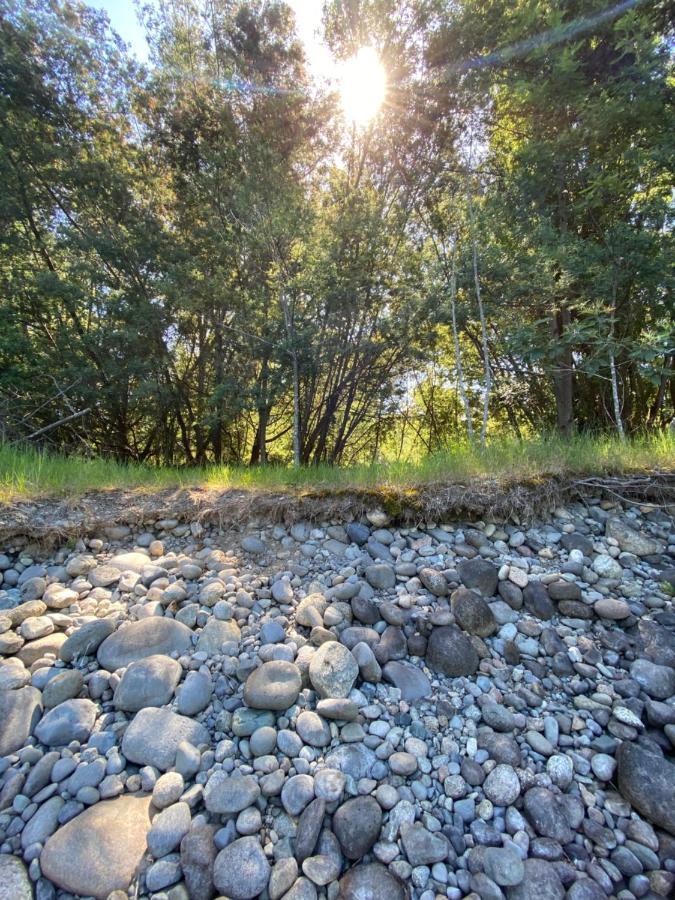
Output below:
[339,47,386,127]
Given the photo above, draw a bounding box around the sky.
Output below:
[86,0,335,78]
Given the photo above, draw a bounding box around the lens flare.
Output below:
[339,47,386,126]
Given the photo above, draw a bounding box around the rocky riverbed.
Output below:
[1,498,674,900]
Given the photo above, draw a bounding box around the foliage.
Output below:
[0,0,672,468]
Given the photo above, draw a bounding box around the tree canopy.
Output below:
[1,0,672,465]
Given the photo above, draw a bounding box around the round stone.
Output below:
[34,698,97,747]
[483,764,520,807]
[333,796,382,860]
[281,774,315,817]
[425,625,479,677]
[204,772,260,815]
[42,669,84,708]
[389,752,417,776]
[152,772,185,809]
[309,641,358,699]
[243,660,302,710]
[483,846,525,886]
[296,711,331,747]
[451,586,497,636]
[337,863,406,900]
[213,837,270,900]
[594,598,631,619]
[113,654,182,712]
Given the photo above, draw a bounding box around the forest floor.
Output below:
[0,434,673,544]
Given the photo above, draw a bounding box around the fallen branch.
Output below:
[25,408,91,441]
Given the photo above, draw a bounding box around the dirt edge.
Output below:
[1,471,674,546]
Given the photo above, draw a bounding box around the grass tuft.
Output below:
[0,432,672,504]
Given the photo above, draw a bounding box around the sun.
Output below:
[339,47,386,127]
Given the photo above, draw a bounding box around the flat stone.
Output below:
[382,660,431,701]
[196,618,241,654]
[181,824,217,900]
[21,795,64,849]
[616,741,675,835]
[40,795,152,899]
[244,660,302,710]
[177,669,212,715]
[309,641,358,699]
[88,565,121,587]
[107,551,151,572]
[0,685,42,755]
[630,658,675,700]
[400,821,449,866]
[296,710,331,747]
[122,707,210,771]
[419,567,448,596]
[295,798,326,863]
[60,618,116,662]
[34,698,97,746]
[523,583,555,620]
[458,558,498,597]
[484,846,525,886]
[42,669,84,708]
[606,517,661,556]
[324,743,376,780]
[426,625,479,677]
[213,836,270,900]
[147,801,192,858]
[17,632,66,666]
[97,617,192,671]
[204,771,261,815]
[364,564,395,590]
[523,787,573,843]
[0,854,32,900]
[113,654,182,711]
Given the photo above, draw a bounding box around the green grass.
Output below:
[0,432,672,503]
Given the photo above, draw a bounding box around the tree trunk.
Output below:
[465,168,491,447]
[550,309,575,438]
[449,237,474,443]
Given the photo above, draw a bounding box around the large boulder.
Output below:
[616,741,675,835]
[97,617,192,671]
[426,625,479,677]
[40,795,152,900]
[0,686,42,756]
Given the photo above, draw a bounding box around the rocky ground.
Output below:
[0,497,674,900]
